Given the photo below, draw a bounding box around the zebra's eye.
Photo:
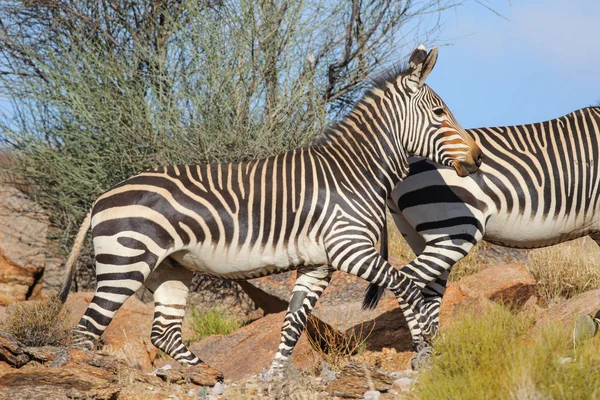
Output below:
[433,108,445,116]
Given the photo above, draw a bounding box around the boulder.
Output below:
[189,311,314,380]
[326,362,393,398]
[534,288,600,331]
[440,264,537,327]
[241,267,412,353]
[65,292,158,372]
[0,184,49,305]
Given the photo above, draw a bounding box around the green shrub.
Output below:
[188,306,242,342]
[411,305,600,400]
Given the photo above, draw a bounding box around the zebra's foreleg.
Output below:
[420,270,450,338]
[331,244,431,353]
[268,265,333,377]
[144,259,202,365]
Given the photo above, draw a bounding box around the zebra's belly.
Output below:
[484,213,597,248]
[170,238,328,279]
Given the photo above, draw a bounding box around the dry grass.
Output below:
[411,304,600,400]
[3,295,72,347]
[525,237,600,306]
[306,316,374,372]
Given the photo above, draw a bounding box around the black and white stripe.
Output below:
[365,106,600,339]
[58,45,482,375]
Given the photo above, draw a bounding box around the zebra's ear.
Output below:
[406,45,438,92]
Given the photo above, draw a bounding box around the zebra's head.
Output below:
[397,45,482,177]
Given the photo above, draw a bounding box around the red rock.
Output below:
[326,362,393,398]
[0,332,29,368]
[0,185,48,306]
[189,311,314,380]
[0,366,120,399]
[440,264,536,328]
[154,363,223,386]
[534,288,600,331]
[241,268,412,353]
[66,292,157,372]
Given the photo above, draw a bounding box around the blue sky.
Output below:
[423,0,600,129]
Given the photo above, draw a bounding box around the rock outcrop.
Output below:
[439,264,537,327]
[0,335,221,400]
[534,288,600,331]
[326,362,393,398]
[189,311,314,380]
[0,184,49,305]
[65,292,158,372]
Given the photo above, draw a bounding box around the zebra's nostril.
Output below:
[476,154,483,166]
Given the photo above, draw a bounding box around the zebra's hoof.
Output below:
[410,343,433,370]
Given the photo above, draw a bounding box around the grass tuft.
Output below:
[525,237,600,306]
[306,316,373,372]
[188,306,242,342]
[411,304,600,400]
[3,295,72,347]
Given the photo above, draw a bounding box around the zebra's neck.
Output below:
[314,94,409,199]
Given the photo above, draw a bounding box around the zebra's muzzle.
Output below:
[452,147,482,177]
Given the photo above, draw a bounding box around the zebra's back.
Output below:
[392,106,600,249]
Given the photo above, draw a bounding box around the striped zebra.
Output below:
[364,106,600,349]
[57,45,482,376]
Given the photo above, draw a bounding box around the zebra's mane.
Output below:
[314,61,411,147]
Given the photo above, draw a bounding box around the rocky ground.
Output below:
[2,260,599,399]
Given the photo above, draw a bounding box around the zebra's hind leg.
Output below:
[73,236,163,350]
[267,265,333,378]
[144,258,202,365]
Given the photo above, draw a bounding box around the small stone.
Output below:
[364,390,381,400]
[393,377,413,391]
[212,381,225,395]
[151,363,172,375]
[50,349,70,368]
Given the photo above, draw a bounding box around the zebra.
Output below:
[363,106,600,351]
[57,45,482,376]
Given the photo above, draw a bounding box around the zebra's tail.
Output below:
[362,215,388,310]
[58,211,92,304]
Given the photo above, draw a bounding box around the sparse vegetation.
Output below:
[411,304,600,400]
[306,316,374,372]
[188,306,242,342]
[525,237,600,306]
[3,295,72,347]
